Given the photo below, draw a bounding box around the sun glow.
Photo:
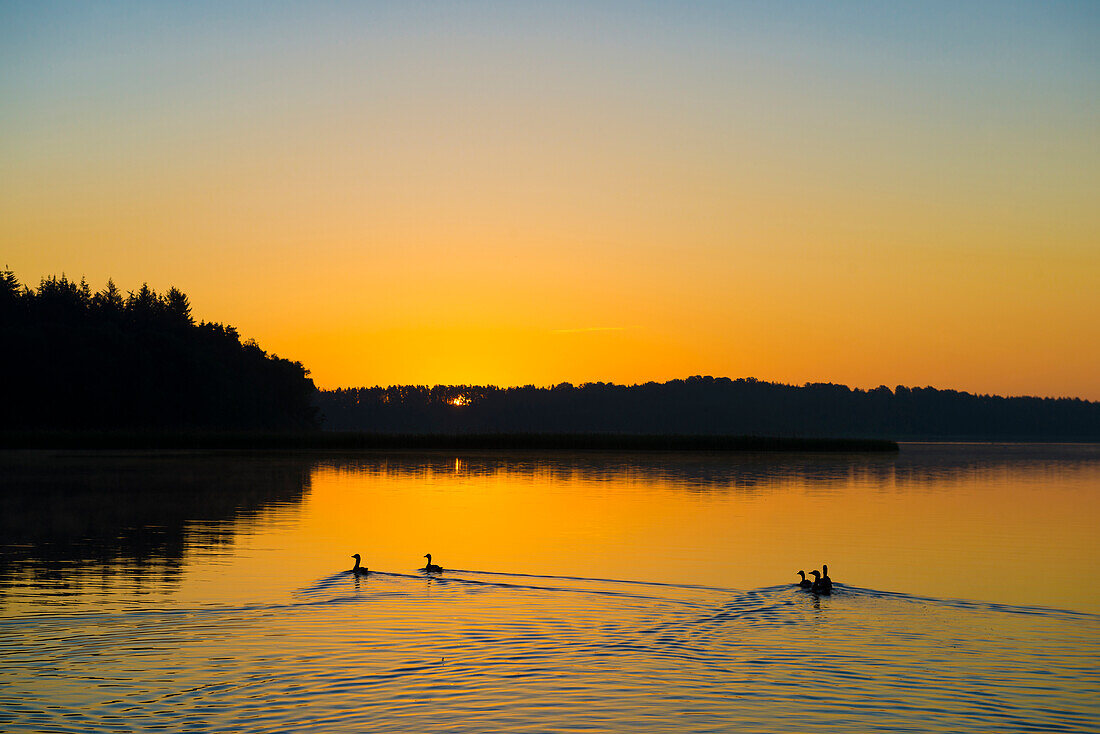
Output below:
[3,3,1097,399]
[449,395,471,407]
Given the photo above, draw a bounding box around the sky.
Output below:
[2,1,1098,398]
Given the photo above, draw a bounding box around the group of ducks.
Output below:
[795,565,833,593]
[347,553,442,576]
[350,554,834,594]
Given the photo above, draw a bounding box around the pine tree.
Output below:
[79,276,92,306]
[94,279,124,315]
[0,267,21,307]
[126,283,160,322]
[162,286,193,326]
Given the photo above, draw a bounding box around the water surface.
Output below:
[2,444,1098,732]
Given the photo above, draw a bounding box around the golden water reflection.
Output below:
[2,445,1099,732]
[1,444,1098,615]
[300,444,1100,613]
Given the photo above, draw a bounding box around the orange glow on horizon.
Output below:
[3,3,1097,400]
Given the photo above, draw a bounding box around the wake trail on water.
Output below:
[448,568,738,592]
[6,568,1096,628]
[836,585,1100,620]
[6,567,1098,734]
[294,568,1100,627]
[296,569,714,606]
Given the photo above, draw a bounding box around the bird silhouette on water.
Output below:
[422,554,443,573]
[348,554,370,575]
[808,567,833,593]
[795,570,812,588]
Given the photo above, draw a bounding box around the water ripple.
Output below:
[3,571,1098,733]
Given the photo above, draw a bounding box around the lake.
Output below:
[1,443,1098,732]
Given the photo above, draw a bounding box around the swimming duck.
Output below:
[796,570,812,588]
[349,553,370,575]
[820,564,833,592]
[809,569,832,593]
[422,554,443,573]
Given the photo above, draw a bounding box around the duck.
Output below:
[422,553,443,573]
[349,553,370,575]
[820,564,833,592]
[795,570,812,588]
[809,569,832,593]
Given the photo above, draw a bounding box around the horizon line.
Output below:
[320,376,1097,404]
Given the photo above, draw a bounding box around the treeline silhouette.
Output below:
[317,377,1100,440]
[0,270,318,431]
[6,267,1096,441]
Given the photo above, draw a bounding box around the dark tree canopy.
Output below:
[5,268,1096,440]
[317,376,1100,440]
[1,270,318,431]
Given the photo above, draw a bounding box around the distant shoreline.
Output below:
[0,432,899,452]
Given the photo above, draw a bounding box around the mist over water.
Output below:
[1,445,1098,732]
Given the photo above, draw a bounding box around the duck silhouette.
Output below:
[809,569,832,593]
[795,570,812,589]
[349,553,370,575]
[422,553,443,573]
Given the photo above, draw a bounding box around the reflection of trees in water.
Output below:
[3,446,1093,607]
[0,453,312,605]
[312,444,1100,492]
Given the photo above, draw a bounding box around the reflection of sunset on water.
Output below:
[3,447,1095,616]
[2,448,1100,734]
[294,446,1100,613]
[2,447,1098,733]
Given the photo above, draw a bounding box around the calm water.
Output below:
[1,444,1098,732]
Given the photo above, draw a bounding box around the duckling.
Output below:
[809,569,832,594]
[349,553,370,575]
[795,570,812,588]
[422,553,443,573]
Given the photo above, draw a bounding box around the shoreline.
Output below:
[0,431,900,452]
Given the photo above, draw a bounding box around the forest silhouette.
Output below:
[0,270,318,431]
[3,268,1098,441]
[318,378,1100,440]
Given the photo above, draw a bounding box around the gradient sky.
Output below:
[3,1,1098,398]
